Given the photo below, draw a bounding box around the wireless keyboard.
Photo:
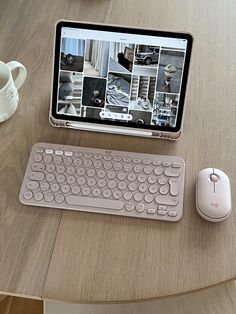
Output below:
[19,143,185,222]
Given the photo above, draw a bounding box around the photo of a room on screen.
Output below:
[129,67,157,111]
[109,42,135,73]
[106,72,131,107]
[60,38,85,72]
[84,40,110,78]
[152,93,179,127]
[82,76,106,108]
[57,71,82,116]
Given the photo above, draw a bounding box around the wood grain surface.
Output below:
[0,0,235,304]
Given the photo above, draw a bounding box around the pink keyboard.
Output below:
[19,143,185,222]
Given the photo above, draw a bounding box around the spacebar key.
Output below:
[66,195,123,210]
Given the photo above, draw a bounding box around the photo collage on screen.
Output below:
[57,36,186,128]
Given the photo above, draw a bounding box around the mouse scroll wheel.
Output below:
[210,174,219,182]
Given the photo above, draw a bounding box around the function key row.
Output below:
[33,152,181,170]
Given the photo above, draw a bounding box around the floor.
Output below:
[1,281,236,314]
[84,61,99,77]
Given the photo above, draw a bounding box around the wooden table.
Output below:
[0,0,235,305]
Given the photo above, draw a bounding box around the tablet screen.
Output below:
[52,22,192,133]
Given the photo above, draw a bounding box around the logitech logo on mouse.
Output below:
[211,202,219,208]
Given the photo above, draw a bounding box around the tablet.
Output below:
[50,21,193,139]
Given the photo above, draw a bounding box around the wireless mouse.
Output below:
[196,168,232,222]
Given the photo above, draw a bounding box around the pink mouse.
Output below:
[196,168,232,222]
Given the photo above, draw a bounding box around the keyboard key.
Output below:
[124,164,132,172]
[160,184,169,195]
[118,181,127,190]
[158,205,167,211]
[26,181,39,190]
[168,211,177,217]
[23,191,33,200]
[47,164,56,173]
[44,155,52,163]
[97,170,106,178]
[134,193,143,202]
[147,175,156,184]
[44,192,54,202]
[125,203,134,211]
[157,210,167,216]
[136,204,145,213]
[67,166,76,175]
[45,149,53,154]
[92,188,101,197]
[155,195,178,206]
[65,151,73,156]
[87,169,96,177]
[164,168,180,177]
[134,165,142,173]
[158,176,168,185]
[71,186,80,195]
[46,173,55,182]
[149,184,158,194]
[94,160,102,169]
[33,154,43,162]
[103,189,112,198]
[98,179,106,188]
[31,163,45,171]
[108,180,117,189]
[82,187,91,196]
[144,166,152,174]
[154,167,163,176]
[128,182,138,191]
[142,159,151,165]
[124,192,133,201]
[117,172,126,180]
[29,172,45,181]
[107,171,116,179]
[73,158,82,167]
[146,208,156,214]
[113,190,122,199]
[77,177,86,185]
[36,147,44,153]
[66,196,123,210]
[88,178,96,187]
[139,183,148,193]
[53,156,62,164]
[144,194,153,203]
[169,178,180,196]
[56,165,65,174]
[40,182,49,191]
[55,194,65,203]
[77,168,86,176]
[113,163,122,171]
[123,157,131,163]
[63,157,72,165]
[127,173,136,182]
[34,192,43,201]
[55,150,63,155]
[172,162,181,168]
[56,174,65,183]
[162,162,171,167]
[84,153,92,158]
[137,174,146,183]
[51,183,60,192]
[61,184,70,193]
[83,159,92,168]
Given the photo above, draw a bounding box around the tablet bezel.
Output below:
[51,21,193,134]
